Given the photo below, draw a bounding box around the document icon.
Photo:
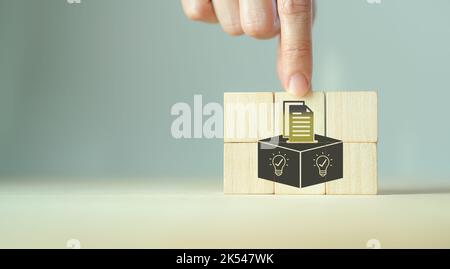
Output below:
[283,101,314,143]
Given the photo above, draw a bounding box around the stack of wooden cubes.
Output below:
[223,91,378,195]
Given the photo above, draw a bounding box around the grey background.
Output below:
[0,0,449,180]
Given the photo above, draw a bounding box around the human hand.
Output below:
[182,0,313,97]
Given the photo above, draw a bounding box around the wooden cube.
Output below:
[326,91,378,143]
[224,92,274,143]
[224,143,274,194]
[273,91,326,194]
[326,143,377,195]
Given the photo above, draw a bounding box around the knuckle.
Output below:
[242,21,277,39]
[282,40,312,58]
[241,9,278,39]
[280,0,312,16]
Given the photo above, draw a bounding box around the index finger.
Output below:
[277,0,313,96]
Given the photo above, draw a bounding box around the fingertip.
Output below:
[286,73,310,97]
[182,0,218,23]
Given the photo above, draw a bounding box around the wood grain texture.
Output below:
[274,91,326,194]
[326,91,378,143]
[224,92,274,143]
[224,143,274,194]
[275,182,325,195]
[326,143,378,195]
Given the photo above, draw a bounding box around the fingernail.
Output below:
[287,73,310,96]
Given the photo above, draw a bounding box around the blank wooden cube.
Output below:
[224,143,274,194]
[224,93,274,143]
[274,91,326,195]
[326,91,378,143]
[326,143,377,195]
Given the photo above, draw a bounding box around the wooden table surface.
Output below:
[1,178,449,249]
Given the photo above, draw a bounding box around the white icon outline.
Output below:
[313,152,333,177]
[269,151,289,176]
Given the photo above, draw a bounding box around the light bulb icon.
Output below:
[269,152,289,176]
[313,153,332,177]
